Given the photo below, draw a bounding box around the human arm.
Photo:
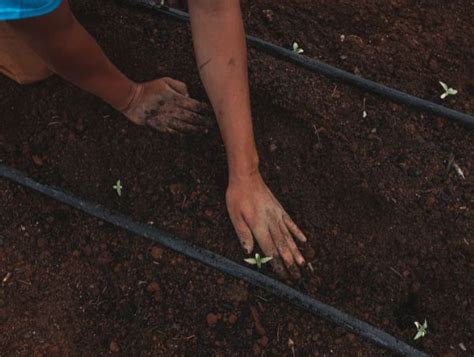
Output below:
[188,0,307,279]
[8,0,211,133]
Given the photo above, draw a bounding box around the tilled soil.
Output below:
[0,0,472,356]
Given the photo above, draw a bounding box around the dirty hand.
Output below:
[226,173,307,280]
[121,77,214,134]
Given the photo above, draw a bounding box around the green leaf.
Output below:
[447,88,457,95]
[113,180,122,196]
[439,81,448,91]
[413,320,427,340]
[244,258,257,265]
[440,92,448,99]
[414,330,423,340]
[260,257,273,264]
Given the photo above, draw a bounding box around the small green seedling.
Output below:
[292,42,304,55]
[439,81,457,99]
[244,253,273,269]
[414,320,428,340]
[113,180,123,197]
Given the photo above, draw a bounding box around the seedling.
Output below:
[244,253,272,269]
[292,42,304,55]
[113,180,123,197]
[439,81,457,99]
[414,320,428,340]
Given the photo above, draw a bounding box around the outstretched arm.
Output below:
[189,0,307,279]
[8,0,211,133]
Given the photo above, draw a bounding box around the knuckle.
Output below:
[245,216,258,229]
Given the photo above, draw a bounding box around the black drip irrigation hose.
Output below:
[119,0,474,128]
[0,164,427,357]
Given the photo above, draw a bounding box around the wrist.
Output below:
[114,81,142,113]
[228,154,261,185]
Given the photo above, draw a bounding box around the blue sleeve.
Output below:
[0,0,62,21]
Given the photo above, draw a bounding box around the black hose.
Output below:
[0,164,427,356]
[119,0,474,128]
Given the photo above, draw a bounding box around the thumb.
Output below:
[163,77,189,97]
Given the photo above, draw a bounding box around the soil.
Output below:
[1,0,472,356]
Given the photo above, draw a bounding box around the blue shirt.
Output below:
[0,0,62,20]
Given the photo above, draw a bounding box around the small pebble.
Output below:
[203,209,216,221]
[109,341,120,353]
[258,335,269,347]
[206,312,220,326]
[252,343,262,355]
[228,313,237,325]
[147,281,160,293]
[32,155,44,167]
[262,9,274,22]
[37,238,47,249]
[304,246,316,259]
[150,246,163,261]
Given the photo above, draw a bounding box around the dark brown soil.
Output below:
[1,0,472,356]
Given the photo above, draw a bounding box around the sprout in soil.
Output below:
[292,42,304,55]
[113,180,123,197]
[439,81,457,99]
[244,253,273,269]
[414,319,428,340]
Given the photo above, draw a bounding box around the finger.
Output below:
[270,256,289,280]
[146,117,167,132]
[165,128,182,135]
[174,107,215,129]
[283,214,307,243]
[253,228,288,279]
[146,117,183,135]
[164,77,189,97]
[174,97,216,128]
[270,225,300,280]
[233,221,254,254]
[173,95,204,113]
[168,118,206,134]
[280,221,305,266]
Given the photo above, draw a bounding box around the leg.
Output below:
[0,22,52,84]
[8,0,134,111]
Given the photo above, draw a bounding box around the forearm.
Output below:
[189,0,259,180]
[8,1,134,110]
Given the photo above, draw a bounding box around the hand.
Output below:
[122,77,214,134]
[226,172,307,280]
